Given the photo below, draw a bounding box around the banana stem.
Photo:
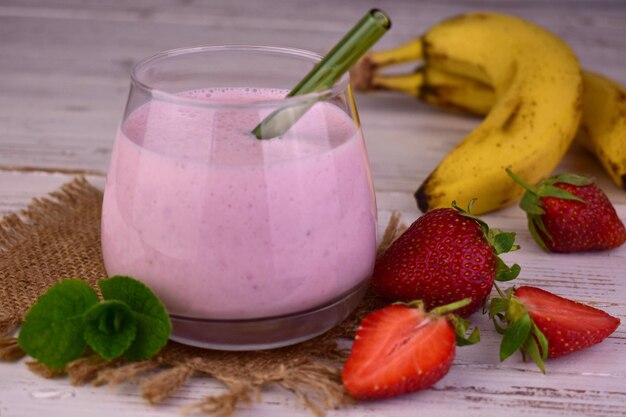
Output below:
[351,38,423,93]
[367,38,424,68]
[371,72,425,95]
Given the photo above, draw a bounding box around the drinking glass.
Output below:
[101,45,377,350]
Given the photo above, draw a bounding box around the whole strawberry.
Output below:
[491,285,620,372]
[507,170,626,252]
[371,201,520,317]
[342,298,479,400]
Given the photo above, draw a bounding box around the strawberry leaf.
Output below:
[490,287,515,335]
[490,230,518,255]
[537,184,586,203]
[519,192,544,215]
[528,218,550,252]
[507,169,548,220]
[523,336,545,374]
[552,173,594,187]
[489,297,508,320]
[531,322,549,361]
[458,327,481,346]
[533,215,552,239]
[492,316,507,335]
[495,258,521,282]
[499,313,532,361]
[449,315,480,346]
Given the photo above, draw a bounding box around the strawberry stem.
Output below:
[506,168,536,194]
[398,299,426,310]
[430,298,472,316]
[493,282,506,299]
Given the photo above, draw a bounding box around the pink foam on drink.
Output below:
[101,88,377,319]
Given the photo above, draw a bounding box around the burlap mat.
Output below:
[0,177,404,416]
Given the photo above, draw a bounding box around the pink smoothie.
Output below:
[101,87,377,319]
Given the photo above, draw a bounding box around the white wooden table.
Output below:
[1,1,625,416]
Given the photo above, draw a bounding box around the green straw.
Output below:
[252,9,391,139]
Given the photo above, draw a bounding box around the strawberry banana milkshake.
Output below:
[101,87,377,323]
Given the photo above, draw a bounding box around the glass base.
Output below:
[169,281,369,351]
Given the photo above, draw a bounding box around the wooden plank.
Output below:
[0,172,103,217]
[1,313,625,417]
[1,300,625,417]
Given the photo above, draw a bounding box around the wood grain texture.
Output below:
[1,1,625,416]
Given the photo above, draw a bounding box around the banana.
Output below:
[578,72,626,190]
[357,61,626,191]
[353,12,583,215]
[363,65,496,115]
[351,39,495,115]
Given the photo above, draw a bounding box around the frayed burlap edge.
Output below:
[0,178,406,416]
[0,176,103,336]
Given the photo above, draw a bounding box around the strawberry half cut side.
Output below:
[490,285,620,372]
[342,298,479,400]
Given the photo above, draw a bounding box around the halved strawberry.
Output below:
[491,285,620,372]
[342,299,479,400]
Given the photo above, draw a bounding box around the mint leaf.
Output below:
[98,276,171,360]
[84,300,137,361]
[18,279,99,370]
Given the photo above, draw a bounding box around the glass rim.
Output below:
[130,44,352,109]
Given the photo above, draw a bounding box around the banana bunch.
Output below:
[352,12,584,214]
[366,68,626,191]
[355,48,626,193]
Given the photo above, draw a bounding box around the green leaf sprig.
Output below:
[18,276,172,370]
